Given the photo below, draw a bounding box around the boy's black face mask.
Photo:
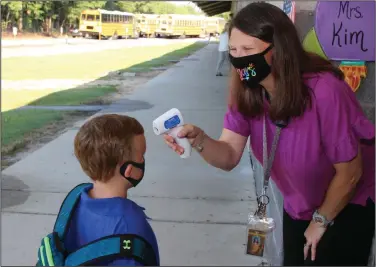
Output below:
[119,157,145,188]
[229,45,273,89]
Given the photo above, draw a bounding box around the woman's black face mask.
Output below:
[229,45,273,89]
[119,157,145,187]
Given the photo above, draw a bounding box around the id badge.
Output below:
[246,227,266,257]
[245,212,275,258]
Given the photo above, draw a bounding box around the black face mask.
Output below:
[229,45,273,89]
[119,157,145,188]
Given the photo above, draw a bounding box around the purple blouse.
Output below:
[224,72,375,220]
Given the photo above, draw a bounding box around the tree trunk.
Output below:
[48,17,52,34]
[18,15,23,32]
[18,2,24,31]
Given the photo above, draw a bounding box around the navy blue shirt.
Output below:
[64,184,160,266]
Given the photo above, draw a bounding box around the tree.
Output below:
[1,1,203,34]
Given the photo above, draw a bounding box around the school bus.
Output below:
[79,9,138,39]
[136,14,158,38]
[155,14,205,38]
[205,17,226,36]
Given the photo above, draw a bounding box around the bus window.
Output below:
[102,14,107,22]
[96,15,100,21]
[87,14,95,21]
[81,14,86,20]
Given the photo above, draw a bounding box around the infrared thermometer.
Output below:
[153,108,192,158]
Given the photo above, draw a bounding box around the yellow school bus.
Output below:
[79,9,138,39]
[136,14,158,37]
[155,14,205,38]
[205,17,226,36]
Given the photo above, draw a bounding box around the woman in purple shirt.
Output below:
[164,2,375,266]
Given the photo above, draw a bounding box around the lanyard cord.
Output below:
[254,90,282,218]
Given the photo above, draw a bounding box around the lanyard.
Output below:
[254,91,282,218]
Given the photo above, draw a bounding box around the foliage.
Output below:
[1,1,202,32]
[215,11,231,21]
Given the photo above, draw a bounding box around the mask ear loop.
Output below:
[119,157,145,178]
[260,44,274,56]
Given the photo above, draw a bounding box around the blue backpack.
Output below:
[36,183,157,266]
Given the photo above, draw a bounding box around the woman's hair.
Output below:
[228,2,344,122]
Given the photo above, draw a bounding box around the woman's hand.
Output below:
[304,221,327,262]
[163,124,205,155]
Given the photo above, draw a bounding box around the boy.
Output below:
[64,114,159,266]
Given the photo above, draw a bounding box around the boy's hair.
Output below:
[74,114,144,182]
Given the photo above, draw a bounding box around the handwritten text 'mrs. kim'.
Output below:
[332,1,368,52]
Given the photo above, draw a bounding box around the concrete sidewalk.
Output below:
[1,43,261,265]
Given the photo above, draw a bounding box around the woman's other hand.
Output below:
[304,221,327,262]
[163,124,205,155]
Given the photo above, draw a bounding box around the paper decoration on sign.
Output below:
[303,1,375,61]
[283,0,296,23]
[303,28,328,59]
[338,61,367,92]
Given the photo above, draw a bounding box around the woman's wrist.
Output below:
[193,130,207,153]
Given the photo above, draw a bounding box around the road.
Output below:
[2,37,209,58]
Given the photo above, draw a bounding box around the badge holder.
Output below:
[245,193,275,266]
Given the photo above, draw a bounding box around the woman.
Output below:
[215,22,230,77]
[164,2,375,266]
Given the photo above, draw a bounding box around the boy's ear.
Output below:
[120,163,133,177]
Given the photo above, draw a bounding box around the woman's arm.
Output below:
[317,146,362,221]
[196,129,249,171]
[165,127,248,171]
[304,146,363,261]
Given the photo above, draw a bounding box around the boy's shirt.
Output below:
[64,184,160,266]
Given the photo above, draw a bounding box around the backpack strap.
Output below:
[65,234,158,266]
[53,183,92,239]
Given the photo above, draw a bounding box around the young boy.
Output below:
[64,114,159,266]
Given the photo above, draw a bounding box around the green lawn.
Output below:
[2,109,65,148]
[1,41,207,155]
[2,85,117,111]
[126,42,207,72]
[3,41,207,80]
[29,85,117,106]
[2,86,117,152]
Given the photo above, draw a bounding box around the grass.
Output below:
[2,85,117,112]
[2,109,65,148]
[3,41,207,80]
[1,85,117,154]
[29,85,117,106]
[1,40,207,158]
[125,42,207,72]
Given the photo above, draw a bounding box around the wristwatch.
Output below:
[312,210,333,227]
